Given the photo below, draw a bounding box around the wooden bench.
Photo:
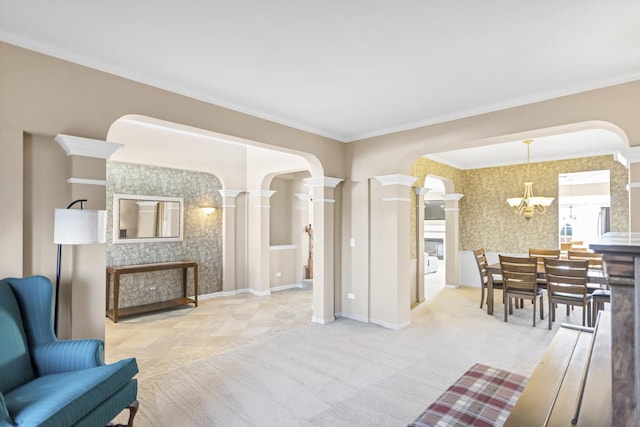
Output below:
[407,363,528,427]
[504,312,612,426]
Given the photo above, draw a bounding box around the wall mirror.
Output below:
[113,194,184,243]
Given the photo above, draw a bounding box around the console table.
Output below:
[106,261,198,323]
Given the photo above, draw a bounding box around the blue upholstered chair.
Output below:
[0,275,139,427]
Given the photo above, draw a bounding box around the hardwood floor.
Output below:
[105,287,314,378]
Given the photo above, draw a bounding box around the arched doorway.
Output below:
[105,114,339,327]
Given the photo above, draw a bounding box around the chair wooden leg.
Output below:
[108,400,139,427]
[539,295,544,320]
[480,285,485,309]
[532,297,536,327]
[504,296,508,322]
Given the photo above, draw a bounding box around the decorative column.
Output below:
[370,174,417,329]
[247,189,275,295]
[304,176,343,324]
[443,193,464,287]
[54,134,122,340]
[218,189,242,294]
[294,193,312,287]
[415,187,431,303]
[615,147,640,231]
[591,233,640,426]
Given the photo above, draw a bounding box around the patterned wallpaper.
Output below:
[106,161,223,308]
[410,155,628,257]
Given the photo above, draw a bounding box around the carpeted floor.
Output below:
[107,285,590,426]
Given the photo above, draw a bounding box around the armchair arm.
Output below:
[0,392,13,427]
[31,339,104,376]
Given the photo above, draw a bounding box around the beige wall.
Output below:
[270,177,294,245]
[344,82,640,326]
[4,40,640,333]
[0,42,343,340]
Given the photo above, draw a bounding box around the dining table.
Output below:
[484,261,607,315]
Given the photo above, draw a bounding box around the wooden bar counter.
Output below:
[106,261,198,323]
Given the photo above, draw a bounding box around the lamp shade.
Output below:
[54,209,107,244]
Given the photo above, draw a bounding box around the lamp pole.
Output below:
[54,199,87,336]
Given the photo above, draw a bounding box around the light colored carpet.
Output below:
[109,285,589,426]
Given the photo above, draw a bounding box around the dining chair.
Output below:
[567,250,607,295]
[499,255,544,326]
[567,250,604,271]
[525,248,561,308]
[473,248,503,309]
[591,289,611,325]
[528,248,561,266]
[544,258,592,329]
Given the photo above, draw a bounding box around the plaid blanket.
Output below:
[408,363,528,427]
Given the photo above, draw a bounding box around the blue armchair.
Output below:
[0,275,139,427]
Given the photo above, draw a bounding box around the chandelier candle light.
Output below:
[506,139,554,220]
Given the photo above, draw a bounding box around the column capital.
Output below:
[304,176,344,188]
[374,174,417,187]
[415,186,431,197]
[294,193,311,201]
[55,134,123,159]
[614,147,640,168]
[218,189,242,198]
[248,189,276,198]
[443,193,464,201]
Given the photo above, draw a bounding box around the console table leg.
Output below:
[194,264,198,307]
[106,271,111,317]
[113,274,120,323]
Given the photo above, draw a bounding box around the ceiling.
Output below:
[425,128,629,170]
[1,1,639,145]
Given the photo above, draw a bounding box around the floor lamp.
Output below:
[53,199,106,336]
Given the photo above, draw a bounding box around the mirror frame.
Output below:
[113,194,184,244]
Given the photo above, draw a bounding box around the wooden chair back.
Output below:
[499,255,538,294]
[544,258,589,298]
[473,248,490,286]
[567,250,604,271]
[529,248,561,262]
[528,249,561,281]
[560,242,572,251]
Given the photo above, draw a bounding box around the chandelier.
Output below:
[506,139,554,220]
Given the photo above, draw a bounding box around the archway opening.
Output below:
[423,176,446,299]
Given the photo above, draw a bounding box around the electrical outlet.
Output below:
[347,293,355,300]
[275,272,282,277]
[350,238,355,247]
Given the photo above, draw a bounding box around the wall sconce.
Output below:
[200,206,216,215]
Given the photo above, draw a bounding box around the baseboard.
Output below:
[270,283,301,292]
[337,312,369,323]
[198,288,273,299]
[369,317,411,330]
[311,315,336,324]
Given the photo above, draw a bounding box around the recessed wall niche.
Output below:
[106,161,223,308]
